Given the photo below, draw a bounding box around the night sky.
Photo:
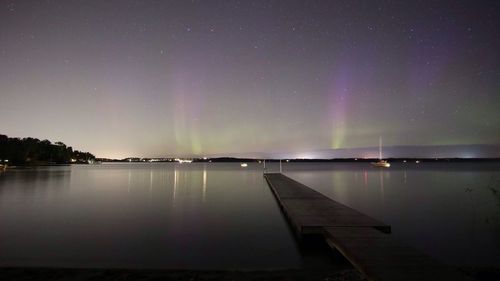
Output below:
[1,1,499,158]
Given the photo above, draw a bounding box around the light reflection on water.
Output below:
[280,162,500,267]
[1,163,323,269]
[0,162,498,268]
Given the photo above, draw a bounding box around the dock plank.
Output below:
[324,227,473,281]
[264,173,474,281]
[264,173,390,234]
[265,173,326,199]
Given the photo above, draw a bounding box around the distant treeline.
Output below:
[0,134,95,165]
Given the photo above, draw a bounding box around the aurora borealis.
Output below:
[1,1,499,158]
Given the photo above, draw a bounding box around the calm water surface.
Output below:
[0,163,314,269]
[0,162,499,268]
[282,162,500,267]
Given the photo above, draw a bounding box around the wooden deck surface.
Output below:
[324,227,473,281]
[264,173,474,281]
[264,173,390,235]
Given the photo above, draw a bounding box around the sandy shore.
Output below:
[1,266,498,281]
[0,267,363,281]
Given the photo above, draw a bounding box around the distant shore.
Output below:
[97,157,500,163]
[3,157,499,168]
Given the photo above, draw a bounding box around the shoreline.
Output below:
[99,157,500,163]
[0,267,362,281]
[3,158,500,168]
[0,266,497,281]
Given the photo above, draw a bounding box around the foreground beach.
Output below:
[0,267,362,281]
[2,267,499,281]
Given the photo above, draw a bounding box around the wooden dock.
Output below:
[264,173,390,236]
[264,173,473,281]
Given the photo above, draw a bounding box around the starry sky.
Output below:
[1,0,499,158]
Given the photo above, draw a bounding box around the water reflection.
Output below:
[1,162,498,268]
[202,168,207,202]
[285,162,500,267]
[173,167,178,203]
[0,163,314,269]
[149,169,153,199]
[128,168,131,193]
[379,170,385,202]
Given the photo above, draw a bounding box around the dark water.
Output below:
[0,162,499,268]
[280,162,500,267]
[0,163,313,269]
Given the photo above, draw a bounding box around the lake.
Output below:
[0,162,499,269]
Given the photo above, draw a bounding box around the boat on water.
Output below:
[240,163,248,167]
[371,159,390,168]
[371,137,390,168]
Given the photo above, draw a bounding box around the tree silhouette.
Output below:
[0,134,95,165]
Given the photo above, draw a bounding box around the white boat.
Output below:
[240,163,248,167]
[371,159,390,168]
[371,137,390,168]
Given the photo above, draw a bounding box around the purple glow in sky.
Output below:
[1,1,499,158]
